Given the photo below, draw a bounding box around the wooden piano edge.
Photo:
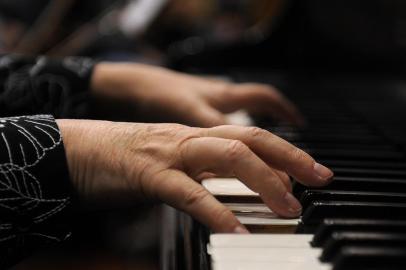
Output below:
[160,205,212,270]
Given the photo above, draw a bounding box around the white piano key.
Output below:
[212,261,331,270]
[207,234,313,256]
[225,110,254,126]
[209,234,313,248]
[203,181,301,226]
[202,178,258,197]
[236,215,300,226]
[210,247,321,262]
[224,203,301,225]
[224,203,272,213]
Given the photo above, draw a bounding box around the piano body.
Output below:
[160,1,406,269]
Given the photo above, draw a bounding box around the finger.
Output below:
[186,102,227,127]
[152,170,249,233]
[273,169,292,192]
[196,172,217,181]
[222,84,305,126]
[204,125,333,186]
[180,137,302,217]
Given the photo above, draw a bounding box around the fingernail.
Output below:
[234,226,250,234]
[314,162,334,181]
[283,192,302,214]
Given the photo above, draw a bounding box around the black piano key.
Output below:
[321,232,406,262]
[308,149,405,161]
[295,142,396,151]
[332,246,406,270]
[320,160,406,170]
[273,133,383,144]
[301,201,406,226]
[332,168,406,178]
[293,177,406,198]
[272,129,376,138]
[299,190,406,211]
[270,127,373,136]
[311,219,406,247]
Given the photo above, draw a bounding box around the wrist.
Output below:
[56,119,139,205]
[91,62,141,99]
[56,119,86,189]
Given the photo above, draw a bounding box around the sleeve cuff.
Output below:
[0,115,74,267]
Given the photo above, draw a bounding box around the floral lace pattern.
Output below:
[0,115,72,267]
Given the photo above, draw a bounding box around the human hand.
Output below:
[58,120,333,233]
[91,63,304,127]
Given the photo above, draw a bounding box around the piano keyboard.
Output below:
[159,76,406,270]
[204,91,406,270]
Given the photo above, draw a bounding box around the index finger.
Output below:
[203,125,333,186]
[225,84,306,126]
[152,169,249,233]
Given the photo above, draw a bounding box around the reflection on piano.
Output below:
[160,73,406,270]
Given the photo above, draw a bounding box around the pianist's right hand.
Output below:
[57,120,334,233]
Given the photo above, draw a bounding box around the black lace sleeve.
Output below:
[0,115,73,268]
[0,54,95,118]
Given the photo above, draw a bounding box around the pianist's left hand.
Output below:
[90,62,304,127]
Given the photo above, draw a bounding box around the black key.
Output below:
[311,219,406,247]
[300,190,406,210]
[274,133,383,144]
[270,127,373,136]
[321,160,406,170]
[332,168,406,179]
[273,129,375,138]
[293,177,406,198]
[333,246,406,270]
[308,149,405,161]
[301,201,406,226]
[295,142,396,151]
[321,232,406,262]
[215,195,262,204]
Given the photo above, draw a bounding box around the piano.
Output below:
[160,1,406,269]
[160,72,406,270]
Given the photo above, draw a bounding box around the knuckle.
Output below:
[247,126,266,139]
[225,140,249,160]
[218,82,233,96]
[289,147,312,165]
[213,207,233,225]
[184,187,210,207]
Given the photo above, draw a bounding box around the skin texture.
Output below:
[57,120,333,233]
[90,63,304,127]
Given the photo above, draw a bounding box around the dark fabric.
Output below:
[0,0,117,24]
[0,54,95,267]
[0,115,73,268]
[0,54,95,118]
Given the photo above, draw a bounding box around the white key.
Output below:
[236,215,300,226]
[202,178,257,197]
[225,110,254,126]
[223,203,301,226]
[203,180,301,226]
[224,203,272,213]
[210,247,321,262]
[209,234,313,248]
[212,261,331,270]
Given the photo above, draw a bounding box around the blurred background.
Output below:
[1,0,406,71]
[2,0,406,269]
